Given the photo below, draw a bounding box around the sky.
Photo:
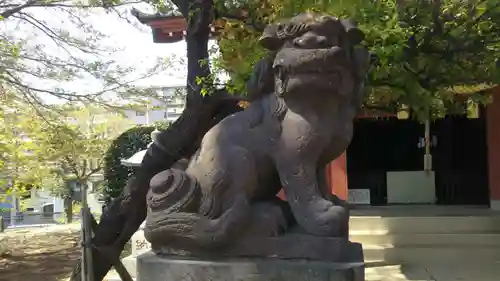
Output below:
[81,3,189,87]
[1,2,216,104]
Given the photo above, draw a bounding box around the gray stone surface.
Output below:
[152,236,364,263]
[137,252,364,281]
[122,255,138,279]
[122,223,149,278]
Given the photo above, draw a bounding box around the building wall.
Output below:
[123,86,186,125]
[2,178,105,226]
[24,188,61,213]
[487,87,500,209]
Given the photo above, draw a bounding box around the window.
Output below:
[136,111,146,116]
[172,87,187,97]
[163,87,187,98]
[163,88,172,97]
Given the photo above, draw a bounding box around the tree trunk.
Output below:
[64,197,73,223]
[69,1,242,280]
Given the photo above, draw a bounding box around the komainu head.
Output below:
[258,12,370,100]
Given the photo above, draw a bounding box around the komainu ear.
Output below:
[259,23,286,51]
[246,55,275,101]
[352,47,371,79]
[340,19,364,46]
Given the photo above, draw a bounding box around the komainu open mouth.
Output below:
[273,46,349,76]
[276,71,342,96]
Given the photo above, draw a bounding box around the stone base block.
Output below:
[137,252,364,281]
[490,200,500,210]
[152,235,364,263]
[122,255,138,278]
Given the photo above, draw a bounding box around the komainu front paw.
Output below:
[298,199,349,237]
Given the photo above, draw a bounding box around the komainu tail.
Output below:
[144,168,232,251]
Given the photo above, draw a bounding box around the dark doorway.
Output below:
[347,114,490,206]
[347,118,424,205]
[431,115,489,205]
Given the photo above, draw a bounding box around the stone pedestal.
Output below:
[137,252,364,281]
[122,222,151,278]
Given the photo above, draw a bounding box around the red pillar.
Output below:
[277,152,348,201]
[326,152,348,201]
[487,88,500,209]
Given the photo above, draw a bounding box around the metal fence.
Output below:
[1,212,82,228]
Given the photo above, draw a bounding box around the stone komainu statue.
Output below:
[144,12,371,259]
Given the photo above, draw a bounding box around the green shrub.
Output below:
[101,126,155,203]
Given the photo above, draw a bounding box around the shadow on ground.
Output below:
[0,232,80,281]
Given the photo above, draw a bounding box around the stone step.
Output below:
[363,244,500,264]
[365,263,500,281]
[349,216,500,234]
[103,276,131,281]
[122,255,139,278]
[104,271,135,281]
[365,265,431,281]
[350,232,500,247]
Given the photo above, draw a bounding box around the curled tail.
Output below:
[146,168,201,214]
[144,168,237,251]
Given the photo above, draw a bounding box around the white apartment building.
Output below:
[124,85,187,125]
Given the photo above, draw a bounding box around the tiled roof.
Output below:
[131,8,220,43]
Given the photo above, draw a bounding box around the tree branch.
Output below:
[64,156,80,178]
[0,0,36,19]
[1,61,162,109]
[216,10,266,31]
[82,166,102,182]
[82,159,88,179]
[0,0,143,14]
[14,11,105,54]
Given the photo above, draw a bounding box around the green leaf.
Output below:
[212,0,500,120]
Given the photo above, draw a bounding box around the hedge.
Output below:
[101,126,155,203]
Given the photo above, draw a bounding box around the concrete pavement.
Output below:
[365,262,500,281]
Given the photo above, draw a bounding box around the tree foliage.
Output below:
[191,0,500,120]
[0,103,132,215]
[360,0,500,119]
[101,125,155,202]
[36,105,133,221]
[0,95,51,199]
[0,0,169,110]
[40,105,133,195]
[0,104,132,197]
